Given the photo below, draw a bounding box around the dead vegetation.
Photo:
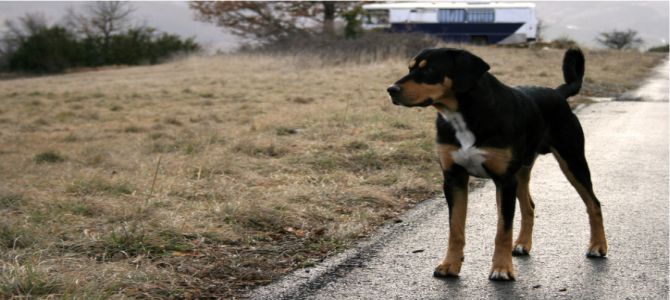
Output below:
[0,45,664,298]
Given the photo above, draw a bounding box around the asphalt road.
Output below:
[252,68,669,299]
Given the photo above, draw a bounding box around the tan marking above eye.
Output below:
[408,59,416,68]
[419,60,427,68]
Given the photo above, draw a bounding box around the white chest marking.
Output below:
[439,110,489,178]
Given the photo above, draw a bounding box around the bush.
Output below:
[596,29,643,50]
[245,31,441,64]
[550,36,579,49]
[4,25,200,74]
[648,44,669,53]
[8,26,82,73]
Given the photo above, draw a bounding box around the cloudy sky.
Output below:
[0,1,668,51]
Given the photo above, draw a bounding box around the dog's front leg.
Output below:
[490,179,517,281]
[434,167,469,278]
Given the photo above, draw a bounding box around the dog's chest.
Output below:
[439,111,489,178]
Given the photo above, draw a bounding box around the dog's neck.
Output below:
[432,94,459,113]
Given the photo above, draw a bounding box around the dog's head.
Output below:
[387,48,490,109]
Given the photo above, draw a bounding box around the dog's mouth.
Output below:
[392,97,434,107]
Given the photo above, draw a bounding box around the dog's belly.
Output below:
[439,110,490,178]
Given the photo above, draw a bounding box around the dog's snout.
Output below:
[387,85,402,95]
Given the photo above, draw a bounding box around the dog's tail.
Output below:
[555,48,585,98]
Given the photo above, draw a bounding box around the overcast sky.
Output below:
[0,1,668,51]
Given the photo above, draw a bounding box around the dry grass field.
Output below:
[0,45,664,298]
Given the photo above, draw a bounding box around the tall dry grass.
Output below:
[0,45,664,298]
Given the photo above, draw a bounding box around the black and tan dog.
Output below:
[387,48,607,281]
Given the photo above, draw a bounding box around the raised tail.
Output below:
[556,48,585,98]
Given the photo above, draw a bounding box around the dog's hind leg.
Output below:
[550,115,607,257]
[513,164,535,256]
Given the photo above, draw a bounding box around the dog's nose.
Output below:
[387,85,402,95]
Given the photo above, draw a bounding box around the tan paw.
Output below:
[433,261,461,278]
[489,266,516,281]
[586,242,608,258]
[512,242,531,256]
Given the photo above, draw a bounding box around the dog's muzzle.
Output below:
[387,85,402,105]
[387,84,433,107]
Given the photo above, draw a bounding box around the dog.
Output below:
[386,47,607,281]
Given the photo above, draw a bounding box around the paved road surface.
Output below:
[252,66,669,299]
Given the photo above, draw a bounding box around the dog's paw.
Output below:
[586,243,607,258]
[433,262,461,278]
[489,267,516,281]
[512,243,530,256]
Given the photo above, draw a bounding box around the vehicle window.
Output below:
[467,9,495,23]
[438,9,466,23]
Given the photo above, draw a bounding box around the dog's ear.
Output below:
[451,50,490,93]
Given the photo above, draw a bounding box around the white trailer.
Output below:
[362,2,538,44]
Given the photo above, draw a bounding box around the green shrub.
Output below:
[648,44,669,53]
[4,25,200,74]
[33,151,66,164]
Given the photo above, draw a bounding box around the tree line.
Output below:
[0,2,200,74]
[190,2,667,52]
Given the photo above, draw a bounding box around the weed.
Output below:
[0,222,34,249]
[99,225,192,258]
[288,96,315,104]
[234,140,288,157]
[0,264,61,297]
[66,178,133,196]
[276,127,298,136]
[345,141,369,151]
[33,151,66,164]
[63,133,79,142]
[305,153,341,170]
[164,117,183,126]
[53,200,97,217]
[391,121,412,130]
[0,193,24,209]
[80,147,110,166]
[349,150,384,171]
[124,125,145,133]
[368,131,403,142]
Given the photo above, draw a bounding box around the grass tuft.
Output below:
[0,222,34,249]
[99,225,193,259]
[33,151,66,164]
[0,193,24,209]
[0,264,61,297]
[66,178,133,196]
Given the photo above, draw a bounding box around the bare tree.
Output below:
[596,29,644,50]
[65,1,135,59]
[189,2,356,44]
